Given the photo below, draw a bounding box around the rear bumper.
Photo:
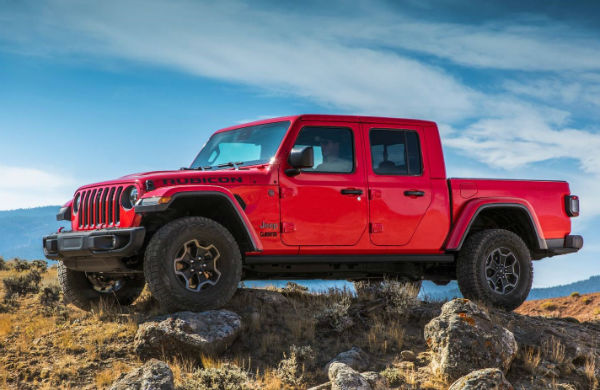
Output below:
[43,228,145,272]
[543,235,583,257]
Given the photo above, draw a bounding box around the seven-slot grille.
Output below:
[77,186,124,228]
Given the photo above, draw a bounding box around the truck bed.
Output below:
[448,178,571,240]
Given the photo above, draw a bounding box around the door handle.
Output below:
[404,190,425,197]
[341,188,363,195]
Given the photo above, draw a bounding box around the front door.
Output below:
[279,121,368,246]
[364,124,432,246]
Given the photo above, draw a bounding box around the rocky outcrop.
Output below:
[109,359,174,390]
[328,362,371,390]
[424,299,518,382]
[134,310,242,359]
[448,368,513,390]
[326,347,370,373]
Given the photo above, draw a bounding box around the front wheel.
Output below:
[58,263,145,311]
[144,216,242,312]
[456,229,533,311]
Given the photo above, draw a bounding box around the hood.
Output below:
[76,164,278,193]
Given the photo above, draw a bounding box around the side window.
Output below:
[369,129,422,175]
[293,126,354,173]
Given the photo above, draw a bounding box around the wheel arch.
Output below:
[447,200,547,253]
[136,190,262,253]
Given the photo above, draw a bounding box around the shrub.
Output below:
[356,279,419,316]
[0,256,6,271]
[276,345,316,386]
[315,295,353,332]
[3,270,42,300]
[570,292,581,298]
[179,363,250,390]
[12,258,30,272]
[540,302,558,311]
[39,284,61,307]
[381,367,404,387]
[31,260,48,272]
[281,281,309,294]
[583,297,593,305]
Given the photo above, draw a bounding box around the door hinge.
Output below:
[281,222,296,233]
[369,189,382,200]
[280,188,295,198]
[370,223,383,233]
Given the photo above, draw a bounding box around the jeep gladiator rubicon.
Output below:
[43,115,583,311]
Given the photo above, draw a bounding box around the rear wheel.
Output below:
[457,229,533,311]
[58,262,145,311]
[144,216,242,312]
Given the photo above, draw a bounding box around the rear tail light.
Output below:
[565,195,579,217]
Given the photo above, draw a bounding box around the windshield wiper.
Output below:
[216,161,244,170]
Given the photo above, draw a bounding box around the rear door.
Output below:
[364,123,432,245]
[279,120,368,246]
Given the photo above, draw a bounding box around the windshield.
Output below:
[191,121,290,169]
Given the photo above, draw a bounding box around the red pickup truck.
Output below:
[43,115,582,311]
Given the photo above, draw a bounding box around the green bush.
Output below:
[39,284,61,307]
[0,256,7,271]
[31,260,48,272]
[3,270,42,300]
[179,364,250,390]
[12,258,31,272]
[314,295,353,332]
[276,345,316,386]
[381,366,404,387]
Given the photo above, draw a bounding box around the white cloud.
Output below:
[1,0,599,219]
[0,165,75,210]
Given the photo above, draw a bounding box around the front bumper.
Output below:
[43,227,145,272]
[544,234,584,257]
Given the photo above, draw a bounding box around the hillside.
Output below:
[0,263,598,389]
[517,292,600,322]
[0,206,67,260]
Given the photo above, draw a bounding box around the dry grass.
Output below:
[522,346,543,373]
[0,313,12,337]
[95,360,133,389]
[543,337,566,364]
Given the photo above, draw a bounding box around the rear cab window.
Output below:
[369,129,422,175]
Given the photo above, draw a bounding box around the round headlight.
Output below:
[73,194,81,214]
[130,188,139,205]
[121,186,139,209]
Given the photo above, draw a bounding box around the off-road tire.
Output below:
[58,262,145,311]
[144,216,242,312]
[457,229,533,311]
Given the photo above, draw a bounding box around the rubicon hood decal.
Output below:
[161,177,243,185]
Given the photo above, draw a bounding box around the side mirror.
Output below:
[286,146,314,176]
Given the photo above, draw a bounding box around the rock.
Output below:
[400,350,416,362]
[424,299,518,382]
[134,310,242,359]
[109,359,174,390]
[325,347,370,373]
[328,362,371,390]
[360,371,387,389]
[448,368,512,390]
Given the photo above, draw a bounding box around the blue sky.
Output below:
[0,0,599,287]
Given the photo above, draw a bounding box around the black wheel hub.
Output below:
[173,239,222,292]
[484,247,520,295]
